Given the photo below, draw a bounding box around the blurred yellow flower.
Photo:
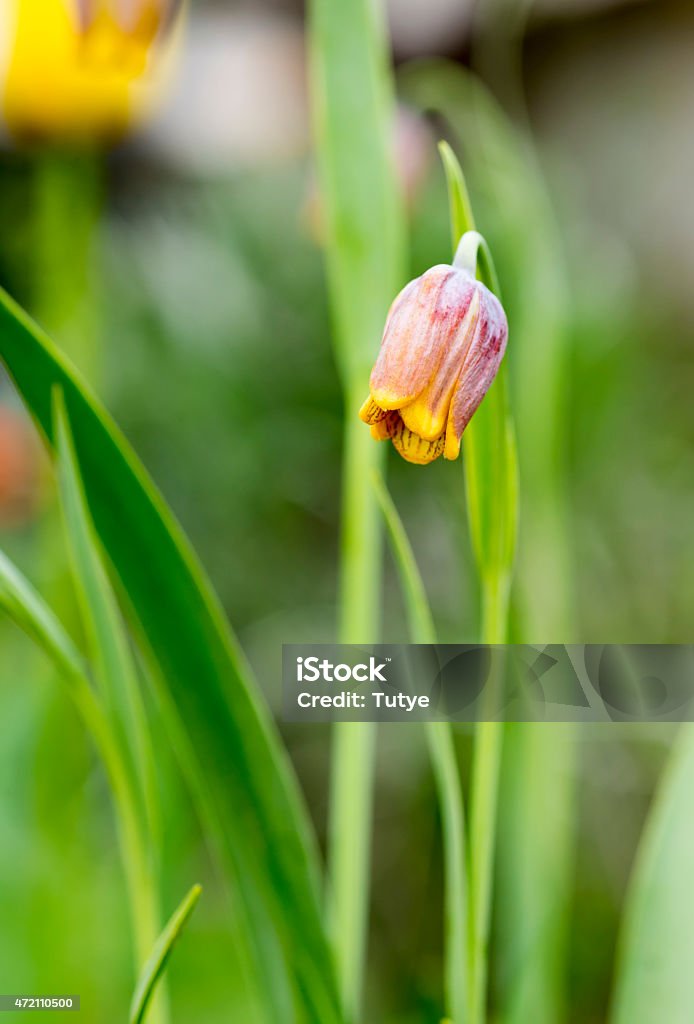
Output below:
[1,0,181,143]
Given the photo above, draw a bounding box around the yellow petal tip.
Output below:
[359,397,386,424]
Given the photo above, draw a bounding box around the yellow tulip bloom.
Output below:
[1,0,180,143]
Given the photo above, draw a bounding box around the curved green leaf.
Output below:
[0,287,340,1024]
[130,884,202,1024]
[0,548,86,682]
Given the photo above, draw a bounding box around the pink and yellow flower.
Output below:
[359,263,508,465]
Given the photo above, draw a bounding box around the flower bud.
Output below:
[359,262,507,464]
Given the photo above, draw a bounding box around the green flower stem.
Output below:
[429,722,469,1024]
[33,149,102,374]
[327,720,376,1020]
[467,568,511,1024]
[338,392,386,644]
[328,392,384,1019]
[32,149,102,615]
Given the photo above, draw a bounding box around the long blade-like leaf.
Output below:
[438,142,518,607]
[53,393,165,1012]
[54,390,156,853]
[130,884,202,1024]
[610,723,694,1024]
[439,143,518,1024]
[0,288,340,1024]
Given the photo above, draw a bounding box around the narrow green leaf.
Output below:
[370,470,436,646]
[0,548,87,683]
[439,140,476,261]
[0,550,113,762]
[0,547,163,994]
[0,548,139,818]
[372,470,469,1024]
[439,144,519,1024]
[53,389,156,853]
[610,724,694,1024]
[438,144,518,605]
[0,288,340,1024]
[52,392,165,1016]
[130,884,202,1024]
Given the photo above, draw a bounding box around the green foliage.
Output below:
[54,391,157,879]
[373,470,469,1024]
[439,143,518,1024]
[51,394,166,1021]
[130,884,202,1024]
[439,142,518,628]
[610,725,694,1024]
[421,73,577,1024]
[0,287,340,1024]
[370,470,436,646]
[0,543,163,1020]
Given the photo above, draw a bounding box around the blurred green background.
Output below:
[1,0,692,1020]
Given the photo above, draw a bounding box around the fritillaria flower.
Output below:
[359,238,508,465]
[1,0,181,143]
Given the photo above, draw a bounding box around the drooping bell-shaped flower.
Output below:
[1,0,181,143]
[359,239,508,465]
